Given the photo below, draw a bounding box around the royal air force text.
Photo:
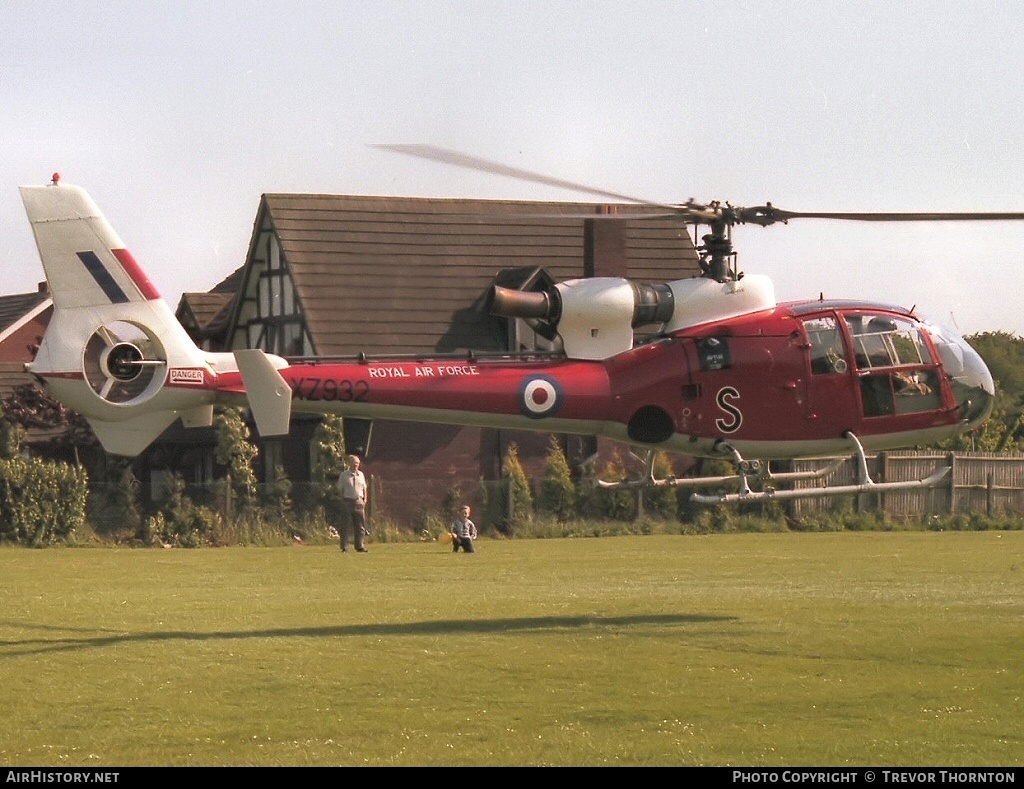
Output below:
[289,364,480,402]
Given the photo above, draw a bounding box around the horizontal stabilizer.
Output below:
[233,349,293,436]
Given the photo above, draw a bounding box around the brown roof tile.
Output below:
[178,292,234,332]
[0,289,49,335]
[256,195,698,356]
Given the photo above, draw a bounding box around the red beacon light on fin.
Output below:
[51,172,61,185]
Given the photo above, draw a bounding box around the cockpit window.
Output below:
[841,313,943,418]
[844,314,933,369]
[803,316,848,375]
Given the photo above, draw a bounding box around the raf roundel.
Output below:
[518,374,564,419]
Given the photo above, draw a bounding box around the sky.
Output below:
[3,1,1024,335]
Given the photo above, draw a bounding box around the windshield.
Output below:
[924,321,995,428]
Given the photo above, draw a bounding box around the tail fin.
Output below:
[20,180,161,308]
[21,179,224,456]
[21,178,293,457]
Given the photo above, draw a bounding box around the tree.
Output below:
[310,414,346,530]
[942,332,1024,452]
[215,407,259,508]
[499,443,533,533]
[1,382,97,457]
[311,415,346,499]
[967,332,1024,400]
[538,435,576,521]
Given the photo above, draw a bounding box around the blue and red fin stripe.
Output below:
[75,248,161,303]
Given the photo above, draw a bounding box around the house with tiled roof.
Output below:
[175,268,242,351]
[170,195,702,524]
[0,283,86,455]
[0,283,51,399]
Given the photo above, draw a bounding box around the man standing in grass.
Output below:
[451,504,478,553]
[338,455,369,553]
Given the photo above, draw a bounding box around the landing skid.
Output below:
[596,433,951,504]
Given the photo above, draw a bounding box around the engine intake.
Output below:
[631,283,675,327]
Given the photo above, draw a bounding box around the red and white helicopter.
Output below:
[18,154,1011,502]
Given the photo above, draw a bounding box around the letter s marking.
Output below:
[715,386,743,433]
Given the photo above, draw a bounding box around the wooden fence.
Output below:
[790,451,1024,518]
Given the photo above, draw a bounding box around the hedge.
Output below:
[0,457,89,546]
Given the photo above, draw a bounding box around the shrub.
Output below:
[0,404,25,460]
[441,481,465,522]
[0,457,88,546]
[677,456,736,523]
[144,471,224,547]
[593,450,636,521]
[88,457,143,537]
[263,462,294,521]
[641,452,678,521]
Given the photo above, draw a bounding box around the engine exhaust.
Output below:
[487,285,561,322]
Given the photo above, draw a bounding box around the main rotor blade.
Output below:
[374,146,1024,227]
[769,209,1024,222]
[373,144,679,209]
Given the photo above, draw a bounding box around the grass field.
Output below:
[1,532,1021,766]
